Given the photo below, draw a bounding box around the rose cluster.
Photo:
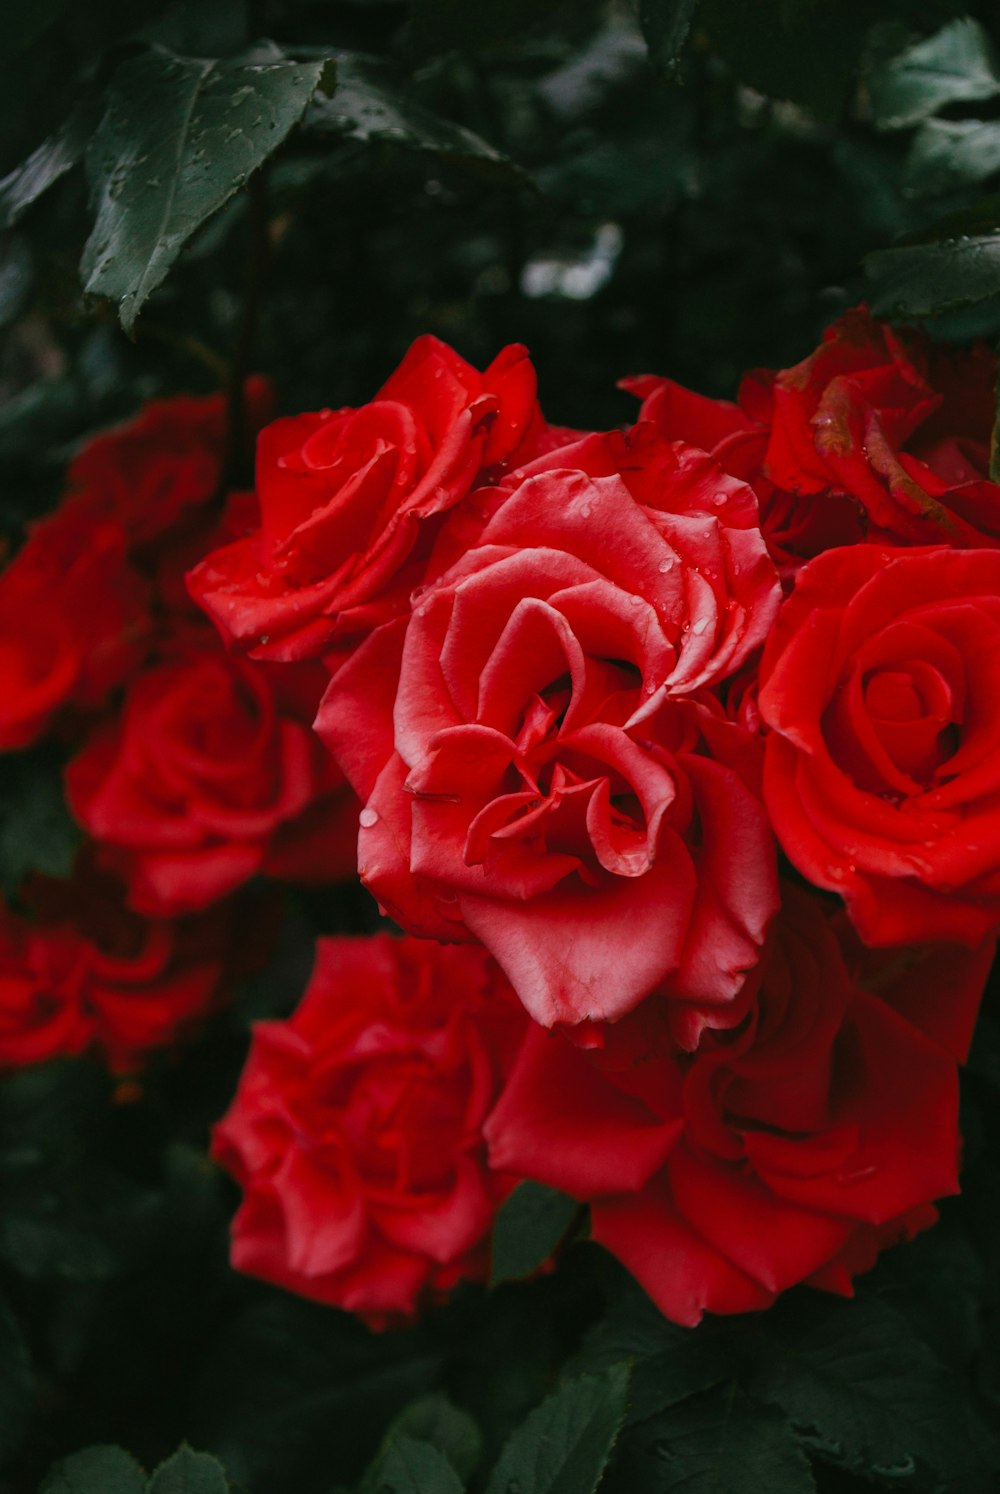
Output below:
[0,383,357,1073]
[4,313,999,1330]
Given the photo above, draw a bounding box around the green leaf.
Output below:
[491,1182,579,1287]
[0,235,33,329]
[610,1384,815,1494]
[148,1444,231,1493]
[568,1275,731,1424]
[904,118,1000,198]
[640,0,699,78]
[866,231,1000,317]
[0,95,100,229]
[0,1294,33,1463]
[0,750,82,894]
[869,19,1000,131]
[375,1435,465,1494]
[82,43,328,333]
[386,1395,482,1481]
[484,1365,630,1494]
[40,1446,146,1494]
[746,1295,999,1485]
[306,55,525,184]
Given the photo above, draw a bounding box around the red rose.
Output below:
[485,883,978,1327]
[318,449,779,1028]
[621,370,865,580]
[762,306,1000,547]
[0,504,149,750]
[67,380,273,547]
[212,934,526,1328]
[759,543,1000,946]
[0,869,247,1070]
[0,905,90,1067]
[65,644,353,915]
[187,338,541,660]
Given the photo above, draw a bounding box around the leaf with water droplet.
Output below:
[81,42,330,333]
[866,230,1000,319]
[303,52,528,187]
[0,92,101,230]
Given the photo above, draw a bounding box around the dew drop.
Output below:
[691,617,709,636]
[579,502,593,518]
[629,594,644,607]
[658,557,675,573]
[359,807,379,829]
[711,491,727,506]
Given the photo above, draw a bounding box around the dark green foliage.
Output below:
[40,1446,147,1494]
[606,1385,817,1494]
[483,1365,630,1494]
[489,1181,580,1286]
[0,748,82,892]
[368,1436,465,1494]
[3,4,1000,1494]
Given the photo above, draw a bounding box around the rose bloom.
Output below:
[0,868,250,1070]
[485,882,987,1327]
[319,435,779,1029]
[187,337,543,660]
[759,543,1000,946]
[622,366,866,581]
[760,306,1000,547]
[0,504,149,750]
[67,380,273,547]
[0,904,90,1067]
[65,643,356,916]
[212,934,527,1327]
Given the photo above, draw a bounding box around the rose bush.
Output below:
[212,933,527,1327]
[759,543,1000,946]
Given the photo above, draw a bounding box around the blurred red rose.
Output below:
[67,379,273,547]
[212,933,527,1328]
[759,543,1000,946]
[0,505,149,750]
[486,883,979,1327]
[318,447,779,1028]
[65,643,355,915]
[0,868,257,1070]
[187,337,543,660]
[0,903,89,1067]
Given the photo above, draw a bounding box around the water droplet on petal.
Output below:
[359,807,379,828]
[691,617,709,635]
[658,557,675,573]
